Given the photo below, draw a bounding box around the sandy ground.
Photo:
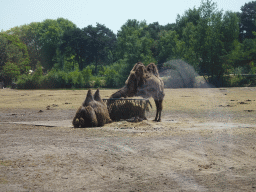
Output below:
[0,88,256,191]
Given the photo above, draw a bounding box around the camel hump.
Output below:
[94,89,103,102]
[146,63,159,77]
[83,89,94,106]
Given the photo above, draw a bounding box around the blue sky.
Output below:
[0,0,252,34]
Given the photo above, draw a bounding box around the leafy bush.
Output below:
[43,70,67,88]
[104,66,118,87]
[230,75,246,87]
[249,62,256,74]
[16,64,43,89]
[16,60,133,89]
[3,62,21,82]
[222,74,256,87]
[40,68,93,89]
[16,74,33,89]
[68,70,80,87]
[110,59,132,87]
[90,76,106,88]
[81,67,93,86]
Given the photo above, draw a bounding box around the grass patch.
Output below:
[0,160,12,167]
[0,88,256,118]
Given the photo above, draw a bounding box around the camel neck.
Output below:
[110,86,130,98]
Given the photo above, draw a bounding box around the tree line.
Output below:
[1,0,256,88]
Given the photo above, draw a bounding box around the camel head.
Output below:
[72,106,85,128]
[131,62,144,72]
[146,63,159,77]
[135,64,148,87]
[72,106,98,128]
[109,62,147,101]
[123,63,148,97]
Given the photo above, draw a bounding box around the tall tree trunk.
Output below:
[95,55,98,75]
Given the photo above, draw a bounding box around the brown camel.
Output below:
[109,62,165,122]
[83,89,112,126]
[73,89,112,128]
[72,105,98,128]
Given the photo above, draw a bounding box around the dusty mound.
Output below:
[159,60,209,88]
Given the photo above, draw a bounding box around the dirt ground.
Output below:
[0,87,256,192]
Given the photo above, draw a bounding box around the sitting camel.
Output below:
[72,105,98,128]
[109,62,165,122]
[73,89,112,128]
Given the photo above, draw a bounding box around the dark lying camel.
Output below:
[73,89,112,128]
[72,105,98,128]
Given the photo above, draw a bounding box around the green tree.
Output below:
[238,1,256,41]
[82,23,117,74]
[116,19,155,67]
[227,33,256,73]
[60,24,116,73]
[7,18,77,71]
[60,27,86,71]
[175,7,201,38]
[180,22,199,70]
[195,1,225,83]
[0,33,30,85]
[3,62,21,81]
[0,34,8,71]
[221,11,240,53]
[144,22,163,40]
[38,18,77,70]
[163,23,176,31]
[204,12,225,84]
[6,22,41,70]
[156,30,181,64]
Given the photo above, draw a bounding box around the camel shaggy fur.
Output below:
[73,89,112,128]
[109,62,165,122]
[72,106,98,128]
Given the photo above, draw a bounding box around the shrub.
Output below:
[106,60,130,87]
[104,67,118,87]
[92,76,106,88]
[249,62,256,74]
[68,70,80,87]
[75,72,85,88]
[3,62,21,84]
[40,70,68,88]
[16,74,33,89]
[81,67,93,87]
[16,64,43,89]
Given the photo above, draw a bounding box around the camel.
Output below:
[73,89,112,128]
[72,105,98,128]
[83,89,112,126]
[109,62,165,122]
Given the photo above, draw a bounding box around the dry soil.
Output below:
[0,88,256,192]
